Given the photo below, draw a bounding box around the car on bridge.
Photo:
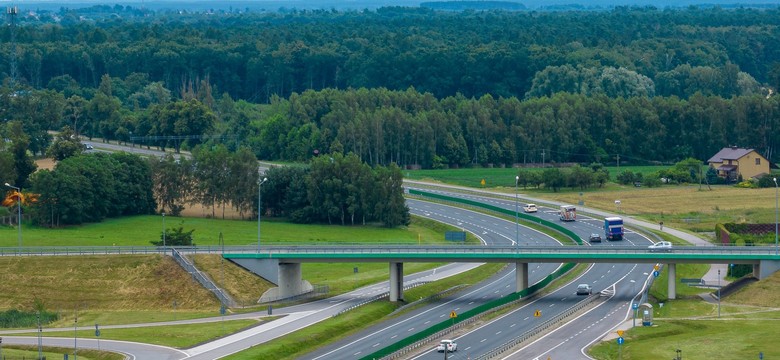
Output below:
[576,283,593,295]
[648,241,673,252]
[437,339,457,352]
[588,233,602,243]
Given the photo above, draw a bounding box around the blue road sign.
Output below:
[617,337,625,345]
[632,302,639,309]
[653,270,660,277]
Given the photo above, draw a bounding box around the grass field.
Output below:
[404,165,669,188]
[406,167,778,235]
[0,214,445,247]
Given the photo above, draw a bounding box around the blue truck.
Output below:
[604,217,624,241]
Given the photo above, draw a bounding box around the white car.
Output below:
[437,339,457,352]
[648,241,673,252]
[523,204,538,213]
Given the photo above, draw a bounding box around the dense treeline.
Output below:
[3,6,780,102]
[149,148,410,227]
[257,88,780,167]
[0,6,779,190]
[28,152,156,226]
[1,82,778,172]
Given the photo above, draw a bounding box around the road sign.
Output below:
[653,270,660,277]
[617,337,624,345]
[632,302,639,309]
[534,310,542,317]
[759,352,763,359]
[95,324,100,337]
[654,264,660,271]
[450,310,457,319]
[481,179,486,186]
[617,330,624,337]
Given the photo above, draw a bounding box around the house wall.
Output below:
[737,150,770,179]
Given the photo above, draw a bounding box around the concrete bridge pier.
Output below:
[516,262,529,293]
[668,263,676,300]
[754,260,780,279]
[226,258,313,302]
[389,262,404,302]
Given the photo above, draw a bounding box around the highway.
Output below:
[404,187,656,360]
[298,198,565,359]
[0,186,667,359]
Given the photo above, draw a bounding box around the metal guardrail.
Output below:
[171,248,235,308]
[0,244,774,256]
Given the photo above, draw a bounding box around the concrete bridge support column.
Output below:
[389,262,404,302]
[755,260,780,279]
[668,263,677,300]
[515,262,529,293]
[278,262,306,298]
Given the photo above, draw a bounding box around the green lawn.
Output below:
[11,319,259,348]
[589,320,779,360]
[404,165,668,189]
[0,214,446,247]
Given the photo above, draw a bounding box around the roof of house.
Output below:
[707,147,755,163]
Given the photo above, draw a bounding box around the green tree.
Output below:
[46,126,84,161]
[151,226,195,246]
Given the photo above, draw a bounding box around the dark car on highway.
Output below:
[589,233,602,243]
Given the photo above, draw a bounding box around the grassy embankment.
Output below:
[0,213,495,357]
[407,166,780,360]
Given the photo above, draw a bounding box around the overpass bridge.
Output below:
[225,245,780,301]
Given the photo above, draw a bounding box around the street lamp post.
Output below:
[718,269,721,318]
[257,177,268,252]
[774,177,778,256]
[515,175,520,247]
[4,183,21,247]
[630,279,637,326]
[162,211,166,248]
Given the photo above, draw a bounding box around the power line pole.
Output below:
[7,6,18,87]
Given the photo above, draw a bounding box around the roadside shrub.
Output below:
[0,309,58,328]
[735,180,756,188]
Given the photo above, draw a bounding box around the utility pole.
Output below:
[7,6,18,87]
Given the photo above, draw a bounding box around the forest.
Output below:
[0,5,779,173]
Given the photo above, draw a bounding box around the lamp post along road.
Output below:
[514,175,520,247]
[4,183,21,247]
[257,177,268,252]
[774,177,778,256]
[162,211,166,248]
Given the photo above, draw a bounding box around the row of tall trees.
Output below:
[252,88,780,168]
[2,6,780,102]
[4,83,780,171]
[263,153,410,227]
[149,147,410,227]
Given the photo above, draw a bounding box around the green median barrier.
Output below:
[408,189,582,245]
[360,262,577,360]
[362,190,580,359]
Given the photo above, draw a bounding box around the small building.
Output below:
[707,146,771,181]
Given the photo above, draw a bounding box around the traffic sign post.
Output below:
[450,310,457,327]
[95,323,101,350]
[534,310,542,318]
[617,336,624,360]
[653,270,660,277]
